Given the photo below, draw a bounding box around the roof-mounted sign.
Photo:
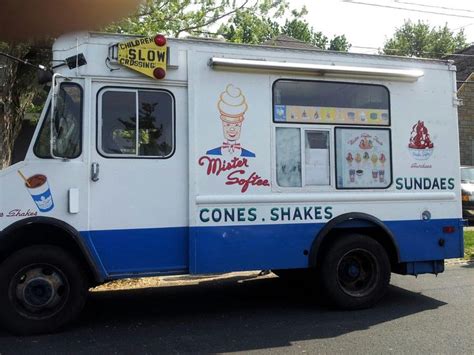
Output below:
[117,34,167,79]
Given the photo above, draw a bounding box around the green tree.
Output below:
[329,35,351,52]
[217,9,281,44]
[0,42,50,168]
[107,0,289,37]
[219,7,351,51]
[383,20,467,58]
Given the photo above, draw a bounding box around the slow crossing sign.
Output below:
[117,35,167,79]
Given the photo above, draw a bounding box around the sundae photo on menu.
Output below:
[206,84,255,158]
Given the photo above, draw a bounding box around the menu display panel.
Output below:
[335,128,391,189]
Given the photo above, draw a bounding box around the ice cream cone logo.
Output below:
[206,84,255,158]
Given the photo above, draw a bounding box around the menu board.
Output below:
[274,105,389,126]
[336,128,391,189]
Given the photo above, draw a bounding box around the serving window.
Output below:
[98,88,174,158]
[276,127,330,188]
[273,80,390,126]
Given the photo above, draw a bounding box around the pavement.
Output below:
[0,263,473,354]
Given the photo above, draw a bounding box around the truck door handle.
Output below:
[91,162,100,182]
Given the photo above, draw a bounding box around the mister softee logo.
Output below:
[198,84,270,193]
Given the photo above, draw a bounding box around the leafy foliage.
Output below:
[383,20,467,58]
[219,7,351,51]
[0,41,51,168]
[106,0,288,37]
[107,1,351,51]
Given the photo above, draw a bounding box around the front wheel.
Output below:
[0,245,89,335]
[320,234,391,310]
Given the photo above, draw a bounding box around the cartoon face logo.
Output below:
[206,84,255,158]
[222,121,242,141]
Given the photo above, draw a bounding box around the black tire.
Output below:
[320,234,391,310]
[0,245,89,335]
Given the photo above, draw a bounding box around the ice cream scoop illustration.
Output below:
[206,84,255,157]
[408,120,434,160]
[379,153,386,166]
[363,151,370,162]
[346,152,354,166]
[355,152,362,165]
[359,136,373,150]
[409,120,433,149]
[371,153,378,167]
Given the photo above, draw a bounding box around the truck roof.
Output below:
[54,31,453,67]
[52,31,455,83]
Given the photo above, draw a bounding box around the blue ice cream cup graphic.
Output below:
[23,173,54,212]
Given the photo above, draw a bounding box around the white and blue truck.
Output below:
[0,31,464,334]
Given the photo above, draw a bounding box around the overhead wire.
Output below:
[350,45,474,57]
[342,0,474,19]
[394,0,474,14]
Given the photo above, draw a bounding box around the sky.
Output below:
[292,0,474,53]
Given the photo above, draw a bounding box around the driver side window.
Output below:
[34,83,83,159]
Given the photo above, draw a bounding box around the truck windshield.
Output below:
[34,83,82,159]
[461,167,474,183]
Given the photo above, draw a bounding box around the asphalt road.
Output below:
[0,264,473,354]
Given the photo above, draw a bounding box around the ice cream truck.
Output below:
[0,31,464,334]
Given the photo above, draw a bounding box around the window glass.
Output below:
[276,128,331,188]
[276,127,301,187]
[335,128,391,189]
[273,80,389,126]
[102,91,136,155]
[461,168,474,182]
[100,89,174,158]
[138,91,173,156]
[34,83,82,158]
[305,131,330,186]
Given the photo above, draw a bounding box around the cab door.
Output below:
[88,82,188,277]
[7,80,90,233]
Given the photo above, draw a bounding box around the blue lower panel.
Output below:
[81,218,463,277]
[190,219,464,274]
[387,219,463,261]
[190,224,318,274]
[84,227,188,276]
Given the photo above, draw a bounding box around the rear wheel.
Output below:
[0,245,89,335]
[320,234,390,309]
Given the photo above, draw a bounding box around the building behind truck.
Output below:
[0,31,464,334]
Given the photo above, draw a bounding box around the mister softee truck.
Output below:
[0,32,464,334]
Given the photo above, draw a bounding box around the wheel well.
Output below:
[0,222,99,286]
[312,222,400,270]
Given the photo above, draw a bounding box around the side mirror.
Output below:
[37,68,53,85]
